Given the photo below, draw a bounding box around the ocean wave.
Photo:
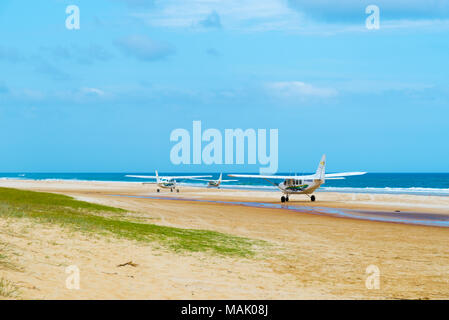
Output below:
[321,187,449,195]
[185,182,449,195]
[185,183,449,195]
[2,175,449,196]
[0,177,81,182]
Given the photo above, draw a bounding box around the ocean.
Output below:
[1,173,449,196]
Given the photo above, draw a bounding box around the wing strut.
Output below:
[262,178,282,191]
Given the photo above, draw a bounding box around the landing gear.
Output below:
[176,189,180,193]
[281,196,286,203]
[286,196,289,202]
[311,195,316,202]
[170,188,174,192]
[157,189,160,193]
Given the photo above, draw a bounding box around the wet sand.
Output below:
[111,194,449,228]
[0,179,448,299]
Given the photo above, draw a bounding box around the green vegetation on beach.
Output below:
[0,187,263,257]
[0,241,19,298]
[0,277,18,298]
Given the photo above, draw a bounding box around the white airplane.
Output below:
[229,155,366,202]
[126,171,212,193]
[191,173,238,188]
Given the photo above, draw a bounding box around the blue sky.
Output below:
[0,0,448,173]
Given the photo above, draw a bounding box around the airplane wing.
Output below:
[325,172,367,178]
[190,178,239,182]
[229,172,366,180]
[126,175,212,180]
[228,174,316,180]
[126,175,157,179]
[229,156,366,182]
[167,175,212,180]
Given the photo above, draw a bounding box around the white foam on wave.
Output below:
[2,176,448,196]
[321,186,449,195]
[185,182,449,195]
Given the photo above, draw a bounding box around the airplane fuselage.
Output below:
[228,154,366,202]
[207,181,220,187]
[158,179,176,189]
[127,172,212,193]
[278,179,323,195]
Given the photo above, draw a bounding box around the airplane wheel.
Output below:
[157,189,160,193]
[281,196,286,203]
[176,189,179,193]
[286,196,289,202]
[311,195,316,202]
[170,188,173,192]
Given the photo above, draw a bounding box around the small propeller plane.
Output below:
[229,155,366,202]
[126,171,212,193]
[191,173,238,188]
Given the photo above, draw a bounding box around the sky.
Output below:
[0,0,448,173]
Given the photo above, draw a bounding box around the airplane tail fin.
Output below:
[155,170,160,183]
[316,154,326,181]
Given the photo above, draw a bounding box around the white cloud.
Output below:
[18,89,46,101]
[81,87,105,96]
[267,81,338,99]
[199,10,222,28]
[116,0,156,8]
[287,0,449,22]
[115,35,175,61]
[8,87,109,103]
[334,80,434,94]
[127,0,449,33]
[132,0,304,31]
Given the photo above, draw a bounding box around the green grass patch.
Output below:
[0,252,7,269]
[0,187,125,213]
[0,187,263,257]
[0,242,20,299]
[0,278,19,298]
[0,242,19,272]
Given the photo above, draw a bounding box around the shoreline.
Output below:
[1,178,448,299]
[1,177,449,197]
[110,193,449,228]
[1,178,448,219]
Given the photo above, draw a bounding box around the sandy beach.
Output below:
[0,179,448,299]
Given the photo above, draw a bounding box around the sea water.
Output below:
[1,173,449,196]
